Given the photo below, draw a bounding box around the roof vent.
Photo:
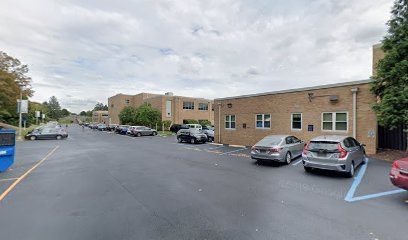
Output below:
[165,92,174,96]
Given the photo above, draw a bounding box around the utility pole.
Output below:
[18,88,23,140]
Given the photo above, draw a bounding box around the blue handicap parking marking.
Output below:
[344,158,407,202]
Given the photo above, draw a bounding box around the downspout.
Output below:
[351,88,359,139]
[218,102,222,143]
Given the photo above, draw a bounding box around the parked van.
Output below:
[186,124,202,130]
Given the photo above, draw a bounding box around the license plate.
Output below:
[260,149,266,153]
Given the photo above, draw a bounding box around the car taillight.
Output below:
[269,148,283,152]
[251,147,256,151]
[303,143,309,155]
[337,143,348,158]
[390,161,400,176]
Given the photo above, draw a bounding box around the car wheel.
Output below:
[136,132,142,137]
[190,138,196,144]
[346,162,355,178]
[285,152,292,165]
[304,166,312,172]
[177,137,182,143]
[152,131,157,136]
[56,135,62,140]
[30,136,36,141]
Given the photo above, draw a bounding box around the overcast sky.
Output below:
[0,0,392,113]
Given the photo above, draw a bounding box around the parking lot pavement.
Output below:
[0,125,407,240]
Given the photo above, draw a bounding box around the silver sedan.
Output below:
[251,135,305,164]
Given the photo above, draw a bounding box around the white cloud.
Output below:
[0,0,393,112]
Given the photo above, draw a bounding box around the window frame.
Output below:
[183,101,195,110]
[225,115,236,130]
[321,112,348,132]
[198,103,209,111]
[291,113,302,131]
[255,114,271,129]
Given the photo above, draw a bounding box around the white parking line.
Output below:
[207,145,225,150]
[292,159,303,166]
[220,148,247,155]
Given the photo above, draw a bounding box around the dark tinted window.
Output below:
[308,141,338,151]
[350,138,360,146]
[343,138,356,148]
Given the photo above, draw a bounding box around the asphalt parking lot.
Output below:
[0,125,406,240]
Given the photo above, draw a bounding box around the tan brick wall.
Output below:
[92,111,109,123]
[108,94,134,124]
[108,93,214,125]
[214,82,378,155]
[372,44,384,76]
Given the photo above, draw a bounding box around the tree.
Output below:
[93,102,108,111]
[134,103,161,127]
[119,106,137,125]
[79,111,87,116]
[0,51,33,124]
[371,0,408,149]
[47,96,62,120]
[61,108,70,117]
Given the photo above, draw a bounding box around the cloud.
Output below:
[0,0,393,113]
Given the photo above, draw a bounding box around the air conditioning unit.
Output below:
[329,95,339,102]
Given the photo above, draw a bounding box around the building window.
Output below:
[225,115,236,129]
[291,113,302,130]
[198,103,208,111]
[183,101,194,110]
[256,114,271,129]
[322,112,348,131]
[125,99,130,105]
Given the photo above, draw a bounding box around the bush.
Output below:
[183,119,199,124]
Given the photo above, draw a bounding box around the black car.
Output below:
[177,129,208,144]
[170,124,189,133]
[25,128,68,140]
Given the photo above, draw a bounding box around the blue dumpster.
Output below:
[0,129,16,172]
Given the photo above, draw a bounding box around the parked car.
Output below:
[170,124,189,133]
[97,124,107,131]
[106,124,118,131]
[186,124,202,130]
[117,125,130,135]
[302,135,366,177]
[25,127,68,140]
[130,126,158,137]
[177,129,207,144]
[203,128,214,142]
[251,135,305,164]
[127,126,142,135]
[390,157,408,191]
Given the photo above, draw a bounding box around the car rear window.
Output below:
[255,137,282,146]
[308,141,339,152]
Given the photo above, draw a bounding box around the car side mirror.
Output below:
[360,144,366,147]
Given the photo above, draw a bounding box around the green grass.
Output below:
[158,131,175,136]
[19,124,40,139]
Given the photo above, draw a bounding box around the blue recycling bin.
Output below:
[0,129,16,172]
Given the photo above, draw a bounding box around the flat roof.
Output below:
[215,79,371,101]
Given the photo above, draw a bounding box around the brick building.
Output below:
[92,111,109,123]
[108,92,214,125]
[213,45,386,155]
[214,80,378,154]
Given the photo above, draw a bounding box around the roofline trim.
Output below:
[215,79,372,101]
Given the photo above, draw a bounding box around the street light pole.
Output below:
[18,89,23,139]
